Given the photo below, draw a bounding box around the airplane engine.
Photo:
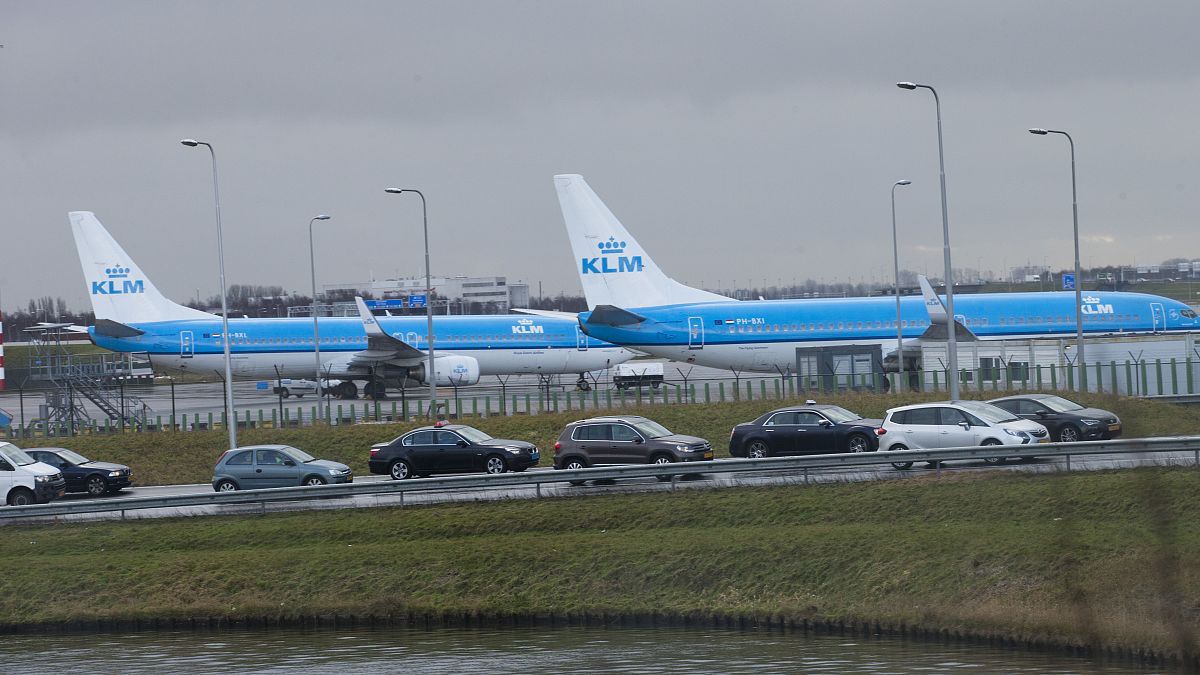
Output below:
[412,355,481,386]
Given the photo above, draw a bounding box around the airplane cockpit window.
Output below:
[1182,309,1198,319]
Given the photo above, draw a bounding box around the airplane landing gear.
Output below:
[335,381,359,400]
[575,376,591,392]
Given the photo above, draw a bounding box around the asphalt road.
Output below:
[11,448,1196,525]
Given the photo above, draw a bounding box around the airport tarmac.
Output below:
[0,360,795,427]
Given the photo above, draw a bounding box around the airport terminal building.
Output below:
[322,275,530,312]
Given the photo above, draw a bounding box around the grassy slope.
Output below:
[14,391,1198,486]
[1,468,1197,654]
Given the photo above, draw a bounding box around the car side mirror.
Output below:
[1035,410,1048,417]
[958,421,970,430]
[457,440,468,447]
[283,460,296,467]
[634,437,644,444]
[819,420,833,428]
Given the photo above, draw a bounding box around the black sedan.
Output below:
[368,422,540,480]
[25,447,133,496]
[729,404,883,458]
[987,394,1122,443]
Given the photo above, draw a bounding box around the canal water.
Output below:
[0,625,1151,673]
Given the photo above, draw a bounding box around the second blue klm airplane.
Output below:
[71,211,636,398]
[552,174,1199,373]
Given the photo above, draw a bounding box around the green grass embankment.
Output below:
[2,468,1198,657]
[14,391,1198,487]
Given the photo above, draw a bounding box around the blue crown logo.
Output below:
[105,265,131,279]
[597,237,626,255]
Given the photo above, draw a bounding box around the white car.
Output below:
[880,400,1049,470]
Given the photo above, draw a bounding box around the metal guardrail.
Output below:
[3,435,1199,521]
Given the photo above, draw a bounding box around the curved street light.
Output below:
[1029,127,1086,389]
[896,82,959,399]
[385,187,438,418]
[181,139,237,449]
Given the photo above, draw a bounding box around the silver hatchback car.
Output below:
[212,444,353,491]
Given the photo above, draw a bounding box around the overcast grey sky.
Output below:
[3,1,1198,312]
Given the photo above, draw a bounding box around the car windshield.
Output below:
[1039,396,1085,413]
[820,406,862,423]
[956,401,1019,424]
[0,443,37,466]
[455,427,493,443]
[630,419,673,439]
[56,449,90,465]
[283,446,316,463]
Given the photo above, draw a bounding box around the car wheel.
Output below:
[652,454,675,481]
[7,488,35,506]
[846,433,872,454]
[746,440,770,459]
[303,476,327,486]
[485,455,508,475]
[1058,425,1081,443]
[86,475,108,497]
[888,444,913,470]
[563,458,588,485]
[215,479,238,492]
[279,388,290,399]
[981,438,1005,464]
[390,460,413,480]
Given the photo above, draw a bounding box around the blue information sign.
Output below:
[408,294,427,308]
[1062,273,1075,290]
[365,299,407,309]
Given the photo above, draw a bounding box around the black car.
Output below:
[368,423,540,479]
[25,447,133,496]
[729,404,883,458]
[987,394,1122,443]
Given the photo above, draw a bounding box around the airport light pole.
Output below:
[308,214,332,422]
[897,81,959,400]
[384,188,437,418]
[891,180,912,392]
[181,139,237,450]
[1029,128,1086,390]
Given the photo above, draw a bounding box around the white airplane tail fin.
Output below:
[554,174,731,309]
[70,211,214,324]
[917,275,948,325]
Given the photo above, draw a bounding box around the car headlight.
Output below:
[1080,418,1100,425]
[1003,428,1028,438]
[34,474,52,483]
[328,468,346,476]
[108,470,123,477]
[505,447,523,454]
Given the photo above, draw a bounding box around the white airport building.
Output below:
[322,275,530,312]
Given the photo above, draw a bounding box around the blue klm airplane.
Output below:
[552,174,1199,373]
[71,211,636,398]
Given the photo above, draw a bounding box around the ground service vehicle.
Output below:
[369,423,540,480]
[0,442,65,506]
[212,445,353,491]
[553,415,712,484]
[26,447,132,496]
[881,401,1049,469]
[613,362,664,390]
[729,404,882,458]
[987,394,1121,442]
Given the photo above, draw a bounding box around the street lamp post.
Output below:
[897,82,959,399]
[384,188,437,418]
[308,214,332,422]
[181,139,237,450]
[891,180,912,392]
[1029,128,1086,390]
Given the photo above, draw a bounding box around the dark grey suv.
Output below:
[552,415,712,483]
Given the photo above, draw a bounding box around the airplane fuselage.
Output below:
[580,291,1199,372]
[93,314,634,380]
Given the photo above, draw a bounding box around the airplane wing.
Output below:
[347,296,429,367]
[916,276,977,341]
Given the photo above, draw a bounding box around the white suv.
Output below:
[880,400,1049,469]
